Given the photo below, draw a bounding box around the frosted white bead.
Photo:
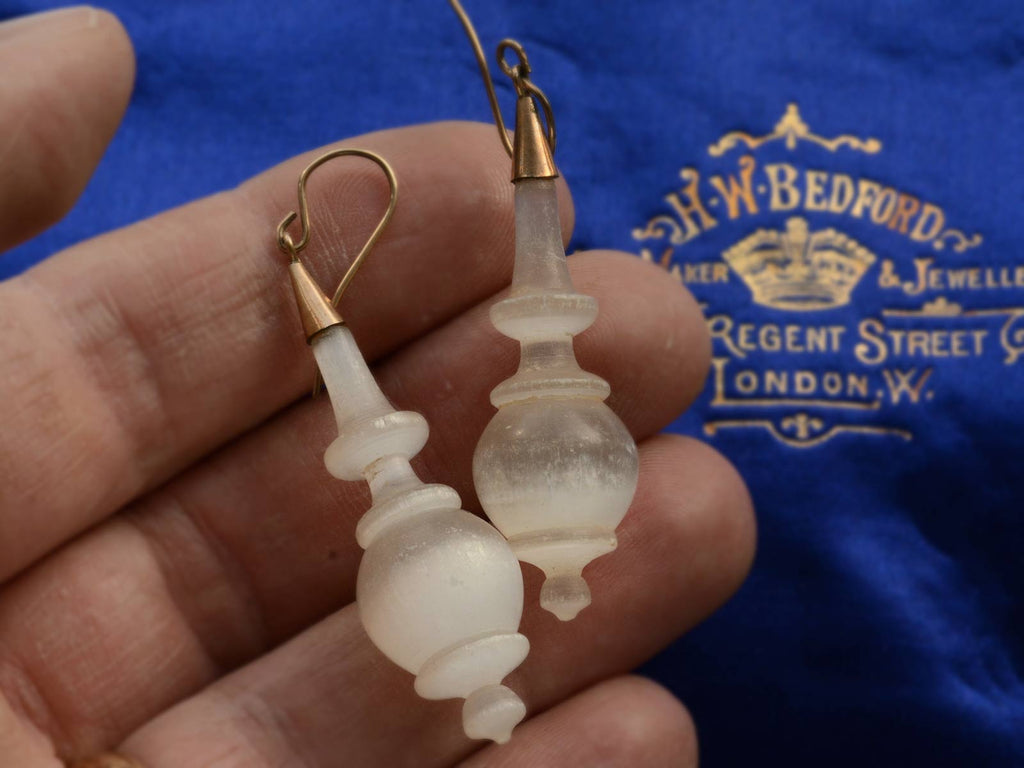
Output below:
[473,179,640,621]
[312,326,528,743]
[463,685,527,745]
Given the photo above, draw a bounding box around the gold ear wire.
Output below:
[448,0,557,181]
[277,147,398,308]
[276,148,398,395]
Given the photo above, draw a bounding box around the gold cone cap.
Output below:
[512,95,557,182]
[288,260,343,343]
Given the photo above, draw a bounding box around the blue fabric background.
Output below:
[1,1,1022,764]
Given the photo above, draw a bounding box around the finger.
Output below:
[0,251,710,757]
[0,7,134,251]
[0,121,573,582]
[459,676,697,768]
[111,434,753,768]
[0,685,62,767]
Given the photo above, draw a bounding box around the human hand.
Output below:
[0,7,755,767]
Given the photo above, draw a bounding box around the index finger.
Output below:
[0,121,574,581]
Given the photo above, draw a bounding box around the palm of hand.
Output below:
[0,8,754,767]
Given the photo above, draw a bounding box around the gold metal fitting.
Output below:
[276,147,398,344]
[69,753,145,768]
[513,89,557,181]
[287,260,343,343]
[448,0,558,183]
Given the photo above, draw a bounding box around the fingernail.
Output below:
[0,6,95,41]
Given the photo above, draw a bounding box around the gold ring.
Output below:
[69,754,145,768]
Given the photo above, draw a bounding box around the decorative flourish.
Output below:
[919,297,964,316]
[704,415,912,448]
[882,297,963,317]
[933,230,983,253]
[708,103,882,157]
[781,412,824,440]
[632,215,687,245]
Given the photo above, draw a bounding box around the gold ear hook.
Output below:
[277,147,398,310]
[495,40,556,154]
[276,149,398,396]
[448,0,557,181]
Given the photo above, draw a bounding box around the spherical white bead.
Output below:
[475,398,638,620]
[356,508,526,674]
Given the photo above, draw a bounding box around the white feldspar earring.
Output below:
[451,2,640,621]
[276,149,528,743]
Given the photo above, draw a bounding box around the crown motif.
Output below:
[722,217,876,310]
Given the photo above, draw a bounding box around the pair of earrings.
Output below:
[273,3,639,745]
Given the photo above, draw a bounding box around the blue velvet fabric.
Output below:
[1,1,1022,764]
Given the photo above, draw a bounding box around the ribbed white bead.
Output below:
[474,179,640,621]
[312,325,528,743]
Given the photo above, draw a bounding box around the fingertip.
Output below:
[639,434,758,605]
[82,7,137,103]
[0,5,136,248]
[597,676,699,767]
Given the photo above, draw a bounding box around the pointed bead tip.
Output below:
[540,573,591,622]
[463,684,526,745]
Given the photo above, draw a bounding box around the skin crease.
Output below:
[0,7,756,768]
